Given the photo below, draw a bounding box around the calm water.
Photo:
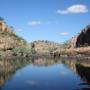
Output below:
[0,57,90,90]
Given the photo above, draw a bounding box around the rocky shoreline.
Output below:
[0,47,90,60]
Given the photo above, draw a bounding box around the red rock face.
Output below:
[0,21,15,34]
[76,25,90,47]
[0,22,5,31]
[0,22,3,29]
[0,20,25,51]
[69,25,90,48]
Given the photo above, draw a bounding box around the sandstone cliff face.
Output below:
[0,19,26,51]
[67,35,78,48]
[0,20,15,34]
[30,40,61,53]
[0,33,26,50]
[76,25,90,47]
[68,25,90,48]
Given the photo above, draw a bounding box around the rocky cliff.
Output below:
[68,25,90,48]
[0,18,26,51]
[30,40,61,53]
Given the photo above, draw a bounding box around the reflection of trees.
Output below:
[0,58,31,87]
[0,57,61,88]
[61,59,77,72]
[31,57,61,67]
[1,57,90,90]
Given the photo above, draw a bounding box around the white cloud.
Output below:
[17,28,23,32]
[57,4,88,14]
[59,32,69,35]
[27,20,59,26]
[28,21,42,26]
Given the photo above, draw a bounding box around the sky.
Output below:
[0,0,90,43]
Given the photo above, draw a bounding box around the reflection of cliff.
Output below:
[0,58,31,87]
[75,64,90,90]
[31,57,61,66]
[62,59,77,72]
[0,60,15,87]
[63,59,90,84]
[76,64,90,84]
[0,57,61,87]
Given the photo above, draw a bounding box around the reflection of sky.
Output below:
[2,63,84,90]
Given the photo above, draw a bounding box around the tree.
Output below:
[31,43,35,48]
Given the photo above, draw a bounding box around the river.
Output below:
[0,57,90,90]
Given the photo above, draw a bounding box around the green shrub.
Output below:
[12,47,37,56]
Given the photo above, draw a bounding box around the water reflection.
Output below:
[0,57,90,90]
[0,58,31,88]
[62,59,90,90]
[76,64,90,90]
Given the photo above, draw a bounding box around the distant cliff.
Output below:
[30,40,61,53]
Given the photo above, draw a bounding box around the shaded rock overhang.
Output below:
[76,25,90,47]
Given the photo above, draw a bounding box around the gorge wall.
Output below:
[68,25,90,48]
[0,18,26,51]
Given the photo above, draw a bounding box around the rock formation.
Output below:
[68,25,90,48]
[0,18,26,51]
[76,25,90,47]
[0,19,15,34]
[30,40,61,53]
